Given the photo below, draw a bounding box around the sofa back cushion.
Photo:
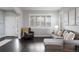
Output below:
[63,31,68,37]
[63,32,69,40]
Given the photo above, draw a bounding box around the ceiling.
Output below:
[0,7,61,11]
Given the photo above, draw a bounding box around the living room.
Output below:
[0,7,79,52]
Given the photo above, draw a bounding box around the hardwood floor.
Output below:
[0,37,45,52]
[0,37,78,52]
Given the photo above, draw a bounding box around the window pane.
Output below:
[36,16,40,27]
[30,16,36,27]
[45,16,51,27]
[40,16,45,27]
[30,15,51,27]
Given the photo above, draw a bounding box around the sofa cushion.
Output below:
[51,34,63,39]
[63,31,68,37]
[44,38,63,46]
[63,32,69,40]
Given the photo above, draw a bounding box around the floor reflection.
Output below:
[13,39,22,52]
[27,42,45,52]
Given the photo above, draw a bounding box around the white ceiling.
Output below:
[0,7,61,11]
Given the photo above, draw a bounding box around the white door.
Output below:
[5,13,18,36]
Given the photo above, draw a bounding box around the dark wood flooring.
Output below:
[0,37,45,52]
[0,37,79,52]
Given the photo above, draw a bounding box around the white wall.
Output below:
[13,7,23,39]
[23,10,59,37]
[0,10,5,38]
[17,14,23,39]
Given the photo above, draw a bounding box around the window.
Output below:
[29,14,52,28]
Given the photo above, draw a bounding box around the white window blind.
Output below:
[29,15,52,28]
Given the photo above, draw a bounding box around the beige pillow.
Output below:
[65,32,75,40]
[57,30,63,36]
